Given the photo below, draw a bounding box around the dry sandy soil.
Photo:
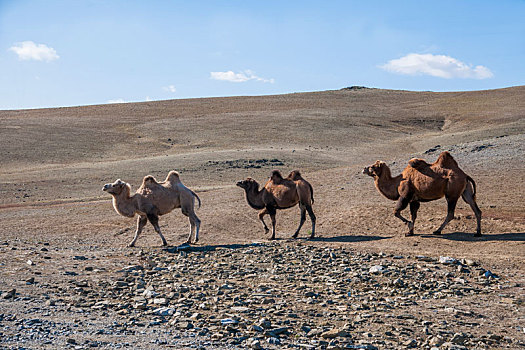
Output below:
[0,86,524,349]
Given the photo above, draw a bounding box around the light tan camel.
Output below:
[363,151,481,237]
[236,170,316,240]
[102,171,201,247]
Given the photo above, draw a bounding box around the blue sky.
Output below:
[0,0,524,109]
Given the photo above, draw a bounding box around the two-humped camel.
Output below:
[237,170,316,240]
[103,171,201,247]
[363,151,481,237]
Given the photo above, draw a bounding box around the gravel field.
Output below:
[1,87,524,349]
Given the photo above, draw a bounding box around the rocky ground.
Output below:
[1,87,524,349]
[1,241,523,349]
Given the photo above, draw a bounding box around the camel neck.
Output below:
[375,167,402,200]
[244,185,265,210]
[112,187,136,218]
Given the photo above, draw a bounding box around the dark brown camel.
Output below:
[236,170,316,239]
[363,151,481,237]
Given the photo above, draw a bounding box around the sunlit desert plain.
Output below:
[1,86,524,349]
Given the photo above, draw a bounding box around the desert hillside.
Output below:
[0,86,524,349]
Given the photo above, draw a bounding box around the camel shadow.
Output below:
[164,242,267,253]
[309,235,392,243]
[420,232,525,242]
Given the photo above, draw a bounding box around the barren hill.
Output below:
[0,87,524,348]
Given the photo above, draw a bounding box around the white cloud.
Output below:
[210,70,274,83]
[106,99,127,104]
[9,41,59,62]
[380,53,493,79]
[163,85,176,93]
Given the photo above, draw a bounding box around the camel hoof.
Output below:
[432,230,442,235]
[474,233,482,237]
[405,233,414,237]
[292,234,299,239]
[127,244,135,248]
[309,234,315,239]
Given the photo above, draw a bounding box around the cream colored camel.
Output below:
[103,171,201,247]
[236,170,316,239]
[363,151,481,237]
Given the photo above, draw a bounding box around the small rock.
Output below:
[251,325,264,332]
[439,256,456,264]
[153,307,175,316]
[450,332,468,345]
[429,335,444,346]
[321,328,349,339]
[250,339,262,349]
[1,289,16,299]
[403,339,418,348]
[221,318,238,325]
[369,265,384,274]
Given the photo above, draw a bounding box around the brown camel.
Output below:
[102,171,201,247]
[236,170,316,240]
[363,151,481,237]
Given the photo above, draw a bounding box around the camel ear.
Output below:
[116,179,123,185]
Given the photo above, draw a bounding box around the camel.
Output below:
[236,170,316,240]
[363,151,482,237]
[102,171,201,247]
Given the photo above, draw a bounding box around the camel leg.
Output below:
[258,208,270,234]
[292,204,307,239]
[408,201,420,236]
[147,213,168,246]
[186,213,201,244]
[129,215,147,247]
[181,205,201,244]
[306,204,316,239]
[462,186,482,237]
[193,214,201,243]
[433,197,458,235]
[394,196,411,234]
[267,207,277,240]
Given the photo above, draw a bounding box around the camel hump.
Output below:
[142,175,158,185]
[287,170,303,181]
[435,151,459,168]
[408,158,429,170]
[270,170,284,184]
[165,170,181,183]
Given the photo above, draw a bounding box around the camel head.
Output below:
[363,161,387,178]
[236,177,259,191]
[102,179,129,195]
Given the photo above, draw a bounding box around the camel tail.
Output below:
[308,182,315,205]
[466,175,477,199]
[191,190,201,208]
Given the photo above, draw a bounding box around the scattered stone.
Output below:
[1,289,16,299]
[369,265,384,274]
[321,328,349,339]
[153,307,175,316]
[439,256,457,264]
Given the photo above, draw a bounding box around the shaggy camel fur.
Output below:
[363,151,481,237]
[236,170,316,240]
[103,171,201,247]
